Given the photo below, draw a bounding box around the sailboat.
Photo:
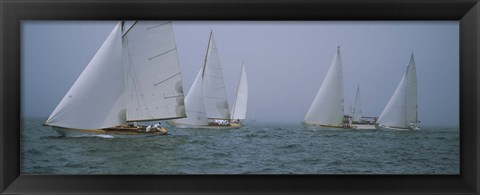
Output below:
[350,85,376,129]
[375,54,420,131]
[230,63,248,125]
[44,21,186,137]
[303,46,354,130]
[169,31,242,129]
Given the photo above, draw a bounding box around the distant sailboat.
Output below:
[375,54,420,131]
[230,63,248,125]
[350,85,376,130]
[170,31,241,129]
[44,21,186,137]
[303,46,353,130]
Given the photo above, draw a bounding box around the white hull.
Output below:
[302,122,354,130]
[374,124,419,131]
[51,126,167,138]
[353,124,376,130]
[168,121,243,129]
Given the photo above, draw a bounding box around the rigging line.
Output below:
[125,35,152,119]
[154,72,181,86]
[147,21,171,30]
[149,48,177,61]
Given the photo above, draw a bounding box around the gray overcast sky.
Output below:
[21,21,459,127]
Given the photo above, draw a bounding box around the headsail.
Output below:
[46,22,125,130]
[303,47,344,126]
[352,85,362,122]
[231,63,248,120]
[173,68,209,126]
[202,31,231,120]
[377,54,418,128]
[123,21,186,122]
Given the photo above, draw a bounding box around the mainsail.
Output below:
[46,21,186,130]
[230,63,248,120]
[377,54,418,129]
[202,31,231,120]
[123,21,186,122]
[303,47,344,126]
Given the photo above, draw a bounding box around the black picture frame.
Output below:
[1,0,479,194]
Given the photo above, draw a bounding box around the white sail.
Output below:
[377,54,418,129]
[123,21,186,122]
[46,21,187,131]
[46,22,125,129]
[173,69,209,126]
[231,63,248,120]
[352,85,362,121]
[202,31,231,120]
[303,47,344,126]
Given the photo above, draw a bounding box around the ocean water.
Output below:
[21,118,459,174]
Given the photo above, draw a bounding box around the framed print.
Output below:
[1,0,479,194]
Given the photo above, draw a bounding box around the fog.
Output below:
[22,21,459,127]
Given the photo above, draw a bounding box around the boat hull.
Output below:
[374,124,419,131]
[168,121,243,129]
[50,126,168,138]
[353,124,376,130]
[302,122,355,130]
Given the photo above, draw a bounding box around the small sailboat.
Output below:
[230,63,248,125]
[169,31,241,129]
[44,21,186,137]
[375,54,420,131]
[350,85,376,130]
[303,46,354,130]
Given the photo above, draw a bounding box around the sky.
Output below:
[21,21,459,127]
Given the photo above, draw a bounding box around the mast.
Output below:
[202,30,213,78]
